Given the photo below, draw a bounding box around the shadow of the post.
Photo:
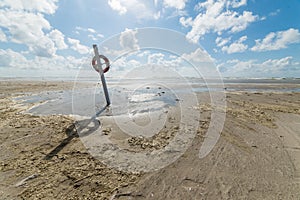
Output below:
[44,105,109,160]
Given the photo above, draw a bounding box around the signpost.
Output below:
[92,44,111,106]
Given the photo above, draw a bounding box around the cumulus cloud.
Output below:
[107,0,191,20]
[230,0,247,8]
[29,37,56,57]
[215,36,231,47]
[147,53,165,65]
[221,35,248,53]
[119,28,139,51]
[0,10,51,43]
[102,28,140,58]
[0,0,67,57]
[181,48,218,76]
[76,26,104,41]
[108,0,127,15]
[179,17,193,27]
[0,0,95,75]
[180,0,258,43]
[112,56,142,73]
[0,49,28,68]
[107,0,160,20]
[111,51,184,77]
[0,48,89,71]
[48,29,68,50]
[0,0,58,14]
[251,28,300,52]
[0,28,7,42]
[163,0,188,10]
[67,38,90,55]
[182,48,213,63]
[218,56,300,77]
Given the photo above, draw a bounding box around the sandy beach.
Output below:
[1,80,300,199]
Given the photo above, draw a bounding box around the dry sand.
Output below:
[0,81,300,199]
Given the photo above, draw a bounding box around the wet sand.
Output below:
[0,80,300,199]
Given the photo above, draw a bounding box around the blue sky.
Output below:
[0,0,300,78]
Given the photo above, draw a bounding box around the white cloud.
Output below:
[260,16,266,21]
[0,49,28,68]
[0,0,58,14]
[179,17,193,28]
[0,48,89,71]
[0,1,95,75]
[182,48,213,63]
[107,0,190,20]
[163,0,188,10]
[166,9,187,20]
[180,0,258,43]
[221,35,248,53]
[75,27,84,32]
[230,0,247,8]
[0,28,7,42]
[107,0,160,20]
[88,34,104,41]
[0,1,65,57]
[76,27,104,41]
[181,48,219,77]
[108,0,127,15]
[102,28,139,59]
[111,51,184,77]
[87,28,96,33]
[136,50,150,57]
[48,29,68,50]
[147,52,165,65]
[29,36,56,57]
[0,10,51,42]
[262,56,292,68]
[119,28,139,51]
[251,28,300,52]
[76,27,98,34]
[219,56,300,77]
[269,9,280,16]
[97,33,104,38]
[144,52,183,69]
[88,35,97,41]
[112,56,142,73]
[101,48,218,77]
[67,38,90,54]
[215,36,231,47]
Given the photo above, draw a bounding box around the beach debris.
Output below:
[15,124,22,128]
[127,127,178,150]
[102,127,112,135]
[227,100,279,128]
[15,174,38,187]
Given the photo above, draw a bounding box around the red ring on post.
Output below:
[92,55,110,73]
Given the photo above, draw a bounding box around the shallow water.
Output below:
[15,78,300,117]
[18,84,179,118]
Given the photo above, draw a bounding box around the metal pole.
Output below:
[93,44,111,106]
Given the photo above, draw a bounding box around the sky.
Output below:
[0,0,300,78]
